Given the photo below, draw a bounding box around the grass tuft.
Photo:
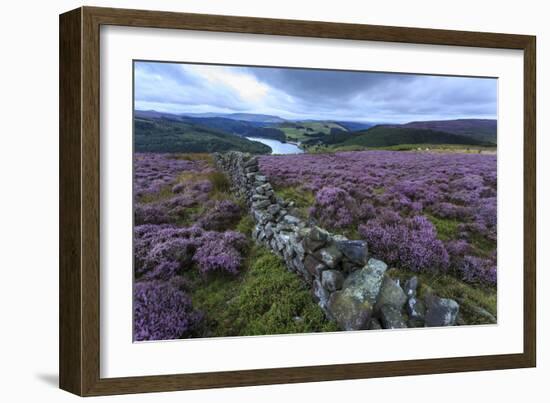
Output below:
[138,185,174,204]
[426,214,460,241]
[235,214,255,236]
[468,231,496,257]
[190,246,338,337]
[174,153,214,163]
[273,185,315,220]
[207,171,231,194]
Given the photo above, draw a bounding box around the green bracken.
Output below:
[138,184,175,204]
[234,247,339,335]
[427,213,495,257]
[190,246,338,337]
[426,214,461,241]
[207,171,231,194]
[174,205,205,227]
[235,214,255,236]
[468,230,496,257]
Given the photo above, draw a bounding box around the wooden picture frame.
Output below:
[59,6,536,396]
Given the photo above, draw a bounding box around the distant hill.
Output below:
[394,119,496,143]
[179,116,286,142]
[134,112,497,150]
[177,111,285,123]
[335,126,492,148]
[135,110,286,124]
[135,110,178,119]
[135,110,286,142]
[225,113,285,123]
[134,117,271,154]
[335,121,378,131]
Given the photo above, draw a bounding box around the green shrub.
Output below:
[208,171,231,193]
[426,214,460,241]
[235,214,255,236]
[190,246,338,337]
[233,248,339,335]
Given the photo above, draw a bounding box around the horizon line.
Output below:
[134,109,497,124]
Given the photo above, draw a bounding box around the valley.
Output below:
[134,110,497,155]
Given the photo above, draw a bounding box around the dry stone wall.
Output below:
[214,152,460,331]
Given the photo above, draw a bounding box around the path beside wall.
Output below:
[214,152,461,331]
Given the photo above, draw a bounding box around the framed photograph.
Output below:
[59,6,536,396]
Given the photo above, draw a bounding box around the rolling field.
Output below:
[275,121,348,142]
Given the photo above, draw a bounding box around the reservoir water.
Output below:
[245,137,304,155]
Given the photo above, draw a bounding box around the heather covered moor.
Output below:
[133,153,336,340]
[260,151,497,286]
[133,150,498,340]
[132,61,498,341]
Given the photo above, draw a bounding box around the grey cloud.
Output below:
[134,61,497,122]
[249,67,416,101]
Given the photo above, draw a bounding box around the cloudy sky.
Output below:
[134,61,497,123]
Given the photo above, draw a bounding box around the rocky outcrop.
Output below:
[214,152,461,331]
[424,295,460,327]
[375,276,407,312]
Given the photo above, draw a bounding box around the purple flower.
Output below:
[310,186,358,229]
[133,279,203,341]
[259,150,496,285]
[134,153,210,198]
[193,231,247,275]
[431,202,471,220]
[446,239,472,263]
[135,204,171,225]
[172,183,185,193]
[134,224,247,279]
[359,215,449,273]
[197,200,241,231]
[458,255,497,286]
